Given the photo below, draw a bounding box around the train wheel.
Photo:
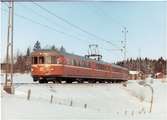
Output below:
[99,81,105,83]
[39,79,47,83]
[66,80,72,83]
[77,79,84,83]
[89,80,96,83]
[53,80,61,84]
[78,80,84,83]
[107,81,111,83]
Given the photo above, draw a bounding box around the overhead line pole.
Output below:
[4,0,14,94]
[122,27,128,66]
[5,2,11,87]
[11,0,14,85]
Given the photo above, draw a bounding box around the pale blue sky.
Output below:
[1,1,166,62]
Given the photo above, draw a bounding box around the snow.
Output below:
[1,74,167,120]
[0,73,33,83]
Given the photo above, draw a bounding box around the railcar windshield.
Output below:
[39,56,44,64]
[32,56,57,64]
[45,56,51,64]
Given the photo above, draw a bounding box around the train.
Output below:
[31,50,129,83]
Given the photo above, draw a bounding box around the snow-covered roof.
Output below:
[155,72,163,75]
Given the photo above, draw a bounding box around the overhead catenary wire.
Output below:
[2,3,108,47]
[18,3,68,31]
[2,8,90,44]
[93,5,128,61]
[2,4,105,49]
[31,1,120,49]
[92,5,126,29]
[16,3,93,45]
[2,2,123,60]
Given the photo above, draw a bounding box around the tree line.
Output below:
[116,57,167,75]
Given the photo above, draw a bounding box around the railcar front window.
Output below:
[32,57,38,64]
[39,56,44,64]
[45,56,51,64]
[45,56,57,64]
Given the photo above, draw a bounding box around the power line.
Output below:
[2,2,123,60]
[16,4,92,45]
[17,3,125,56]
[18,4,68,31]
[92,5,126,29]
[2,8,89,43]
[31,1,120,49]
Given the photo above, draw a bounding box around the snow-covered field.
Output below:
[1,74,167,120]
[0,73,33,83]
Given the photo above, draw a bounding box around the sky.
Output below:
[1,1,166,63]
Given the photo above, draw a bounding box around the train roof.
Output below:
[31,49,128,70]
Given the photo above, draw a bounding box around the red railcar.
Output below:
[31,50,129,83]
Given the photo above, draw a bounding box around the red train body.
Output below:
[31,50,129,83]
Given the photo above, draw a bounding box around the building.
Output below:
[129,70,145,80]
[155,72,164,79]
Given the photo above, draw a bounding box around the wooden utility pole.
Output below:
[3,0,14,94]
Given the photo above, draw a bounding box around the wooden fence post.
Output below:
[50,95,53,103]
[84,104,87,109]
[70,100,73,106]
[27,89,31,100]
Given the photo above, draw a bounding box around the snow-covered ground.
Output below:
[0,73,33,83]
[1,74,167,120]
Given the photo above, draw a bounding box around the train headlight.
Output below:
[31,68,34,72]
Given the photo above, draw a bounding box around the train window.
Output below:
[81,61,83,67]
[78,60,81,66]
[73,59,77,66]
[101,65,105,70]
[82,61,85,67]
[45,56,51,64]
[39,56,44,64]
[88,62,91,68]
[51,56,57,64]
[77,60,80,66]
[76,60,79,66]
[70,59,74,65]
[85,61,90,68]
[32,57,38,64]
[65,58,69,65]
[70,59,73,65]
